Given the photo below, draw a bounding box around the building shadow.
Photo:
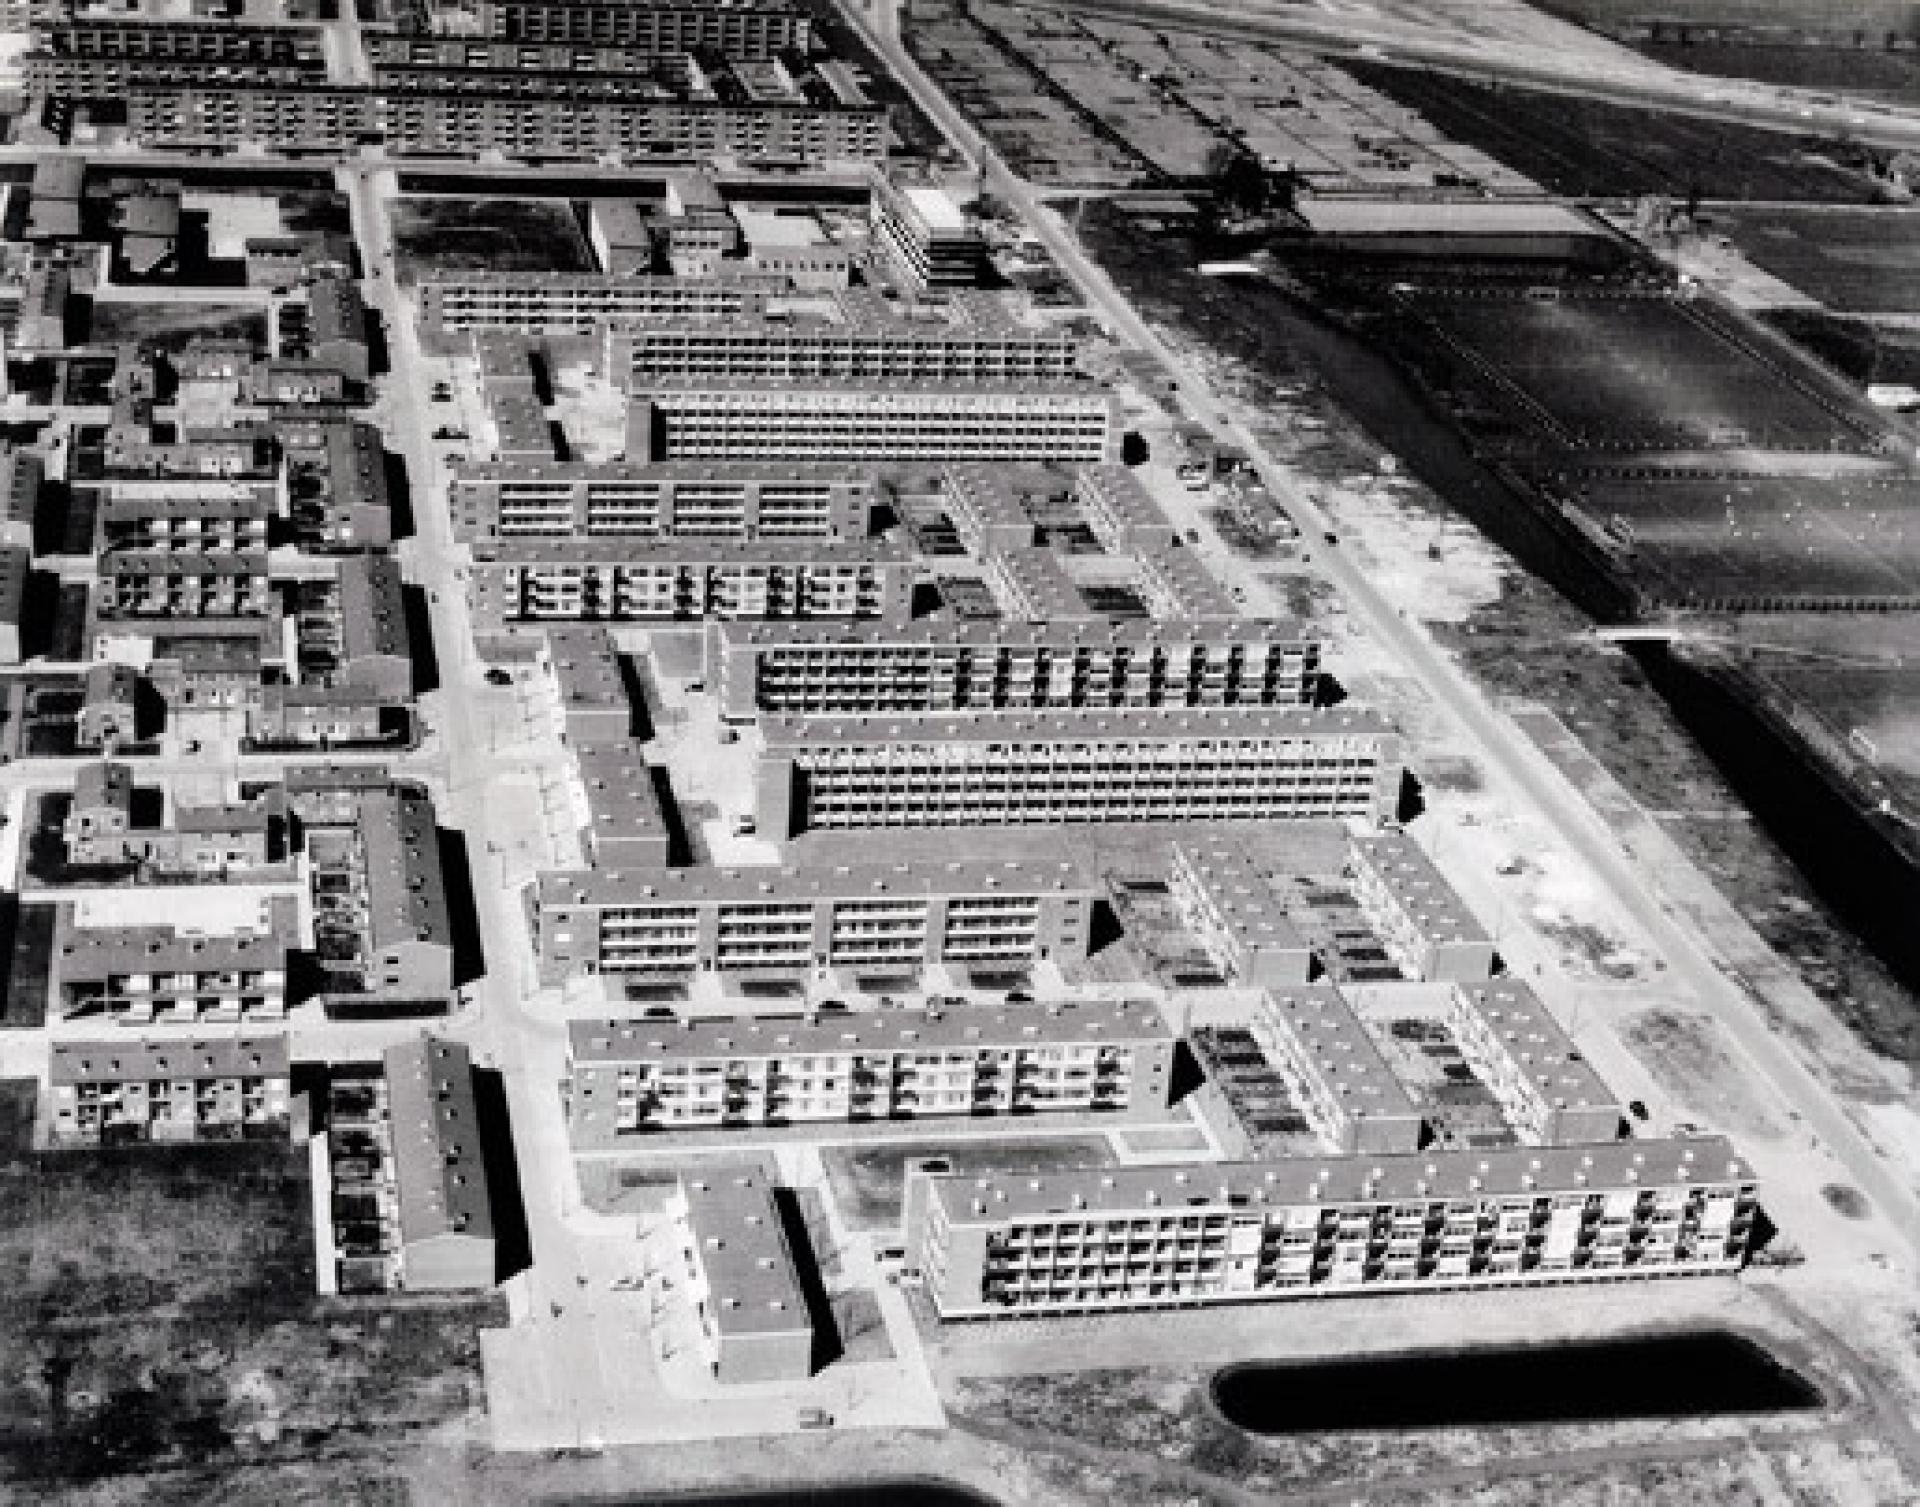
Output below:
[771,1186,842,1375]
[435,825,486,988]
[471,1068,533,1283]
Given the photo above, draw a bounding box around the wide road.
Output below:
[837,0,1920,1257]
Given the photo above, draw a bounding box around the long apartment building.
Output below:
[983,546,1098,624]
[605,314,1079,390]
[627,380,1118,464]
[25,22,327,94]
[51,895,298,1025]
[450,461,876,542]
[669,1165,815,1386]
[49,1037,291,1147]
[1448,981,1624,1146]
[467,537,913,630]
[118,83,883,163]
[565,998,1172,1144]
[753,707,1403,838]
[532,856,1097,985]
[1248,985,1425,1154]
[98,551,272,619]
[422,0,813,56]
[99,480,276,553]
[1348,828,1496,983]
[707,617,1322,722]
[419,272,779,335]
[904,1138,1759,1319]
[1077,464,1179,554]
[1167,839,1313,987]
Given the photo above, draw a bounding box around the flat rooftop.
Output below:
[1295,198,1599,238]
[678,1164,812,1340]
[1452,980,1620,1113]
[538,854,1097,909]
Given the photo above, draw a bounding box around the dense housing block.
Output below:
[51,895,298,1024]
[870,177,985,292]
[429,0,813,57]
[419,272,778,335]
[905,1139,1759,1319]
[753,707,1403,837]
[532,856,1098,985]
[565,999,1173,1143]
[49,1036,291,1146]
[707,618,1321,722]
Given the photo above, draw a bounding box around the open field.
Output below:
[389,198,593,285]
[1411,291,1878,454]
[1570,474,1920,606]
[85,303,268,353]
[1715,208,1920,315]
[821,1136,1116,1231]
[0,1139,499,1490]
[1631,41,1920,103]
[1344,63,1891,203]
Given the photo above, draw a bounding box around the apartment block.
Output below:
[0,546,28,664]
[1134,545,1241,621]
[49,1036,291,1147]
[870,176,985,292]
[467,538,913,631]
[98,550,271,619]
[943,463,1034,555]
[1249,985,1425,1154]
[64,762,290,877]
[983,546,1098,625]
[281,420,392,550]
[77,662,141,750]
[566,998,1172,1143]
[753,707,1403,838]
[249,684,390,748]
[1167,840,1313,987]
[384,1037,496,1290]
[418,272,778,335]
[1348,828,1496,983]
[708,617,1321,722]
[0,447,44,550]
[336,553,416,701]
[532,856,1097,986]
[605,313,1078,391]
[627,381,1118,464]
[99,480,275,553]
[904,1139,1759,1319]
[669,1165,814,1385]
[451,461,875,542]
[1076,465,1178,554]
[1447,981,1624,1146]
[435,0,813,58]
[356,789,456,1000]
[51,895,297,1024]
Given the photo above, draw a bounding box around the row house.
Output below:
[48,1036,291,1146]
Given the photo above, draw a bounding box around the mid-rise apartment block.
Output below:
[1134,545,1242,620]
[533,856,1097,985]
[870,176,985,292]
[627,381,1118,464]
[565,998,1172,1143]
[423,0,813,58]
[1167,839,1313,987]
[467,538,913,630]
[1447,981,1624,1146]
[48,1036,292,1147]
[384,1037,496,1290]
[51,895,298,1024]
[904,1139,1759,1318]
[1077,465,1178,554]
[98,480,275,554]
[605,312,1078,390]
[708,617,1321,722]
[356,788,457,1000]
[98,550,271,619]
[669,1165,814,1385]
[0,546,28,664]
[418,271,778,335]
[943,463,1034,555]
[450,461,876,542]
[983,545,1098,624]
[1347,828,1496,982]
[336,553,416,701]
[1249,985,1425,1154]
[753,707,1403,838]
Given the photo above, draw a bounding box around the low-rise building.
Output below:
[0,447,45,550]
[99,480,275,554]
[1347,829,1496,983]
[904,1138,1760,1318]
[753,706,1402,838]
[51,894,297,1024]
[1249,985,1425,1154]
[49,1036,291,1146]
[384,1036,496,1290]
[1134,545,1241,621]
[670,1163,815,1384]
[1167,839,1313,987]
[98,550,271,619]
[736,206,849,289]
[982,545,1098,624]
[533,855,1097,986]
[0,545,29,663]
[1447,981,1623,1146]
[283,420,392,550]
[77,662,143,750]
[249,684,390,748]
[358,789,456,1000]
[566,998,1172,1143]
[308,277,371,385]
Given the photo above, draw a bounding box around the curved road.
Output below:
[840,0,1920,1258]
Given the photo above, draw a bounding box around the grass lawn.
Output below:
[389,197,592,285]
[86,303,269,354]
[821,1135,1116,1232]
[0,1138,501,1489]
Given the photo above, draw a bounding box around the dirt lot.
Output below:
[821,1137,1116,1231]
[1343,63,1893,203]
[389,198,593,285]
[0,1140,499,1493]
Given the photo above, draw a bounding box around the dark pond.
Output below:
[1213,1330,1821,1434]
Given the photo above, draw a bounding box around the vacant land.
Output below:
[1412,292,1874,454]
[1344,63,1890,203]
[86,303,268,354]
[821,1136,1116,1231]
[1631,41,1920,104]
[0,1140,499,1490]
[1,903,55,1029]
[1570,474,1920,606]
[389,198,592,284]
[1760,310,1920,390]
[1621,1007,1788,1139]
[1715,208,1920,315]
